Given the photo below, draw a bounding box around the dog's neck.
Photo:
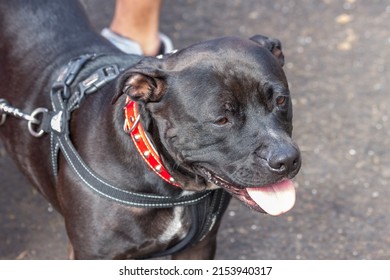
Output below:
[65,88,186,198]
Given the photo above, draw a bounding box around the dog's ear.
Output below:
[250,35,285,67]
[112,60,167,104]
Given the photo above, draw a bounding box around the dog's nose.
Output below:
[267,147,301,175]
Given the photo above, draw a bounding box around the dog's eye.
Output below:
[276,95,287,106]
[214,117,229,126]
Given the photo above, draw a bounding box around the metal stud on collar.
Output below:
[143,151,150,158]
[134,134,141,142]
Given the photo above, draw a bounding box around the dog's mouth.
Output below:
[197,167,295,216]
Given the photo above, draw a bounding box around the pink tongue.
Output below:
[246,179,296,216]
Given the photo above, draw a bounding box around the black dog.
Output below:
[0,0,301,259]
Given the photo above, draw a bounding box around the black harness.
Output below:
[39,54,231,258]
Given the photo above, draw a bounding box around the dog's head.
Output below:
[114,35,301,215]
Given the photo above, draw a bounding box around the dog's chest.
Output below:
[157,206,187,244]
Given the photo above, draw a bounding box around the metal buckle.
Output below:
[78,64,120,98]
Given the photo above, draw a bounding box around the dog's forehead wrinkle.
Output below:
[264,77,289,92]
[171,40,266,74]
[168,50,219,71]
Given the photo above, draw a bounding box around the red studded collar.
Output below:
[124,99,180,187]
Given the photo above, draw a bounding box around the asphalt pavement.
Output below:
[1,0,390,259]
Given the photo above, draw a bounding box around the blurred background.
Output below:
[1,0,389,259]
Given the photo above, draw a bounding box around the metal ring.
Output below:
[130,115,140,132]
[0,113,6,126]
[27,107,48,137]
[0,99,8,125]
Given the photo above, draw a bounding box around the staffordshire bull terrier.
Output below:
[0,0,301,259]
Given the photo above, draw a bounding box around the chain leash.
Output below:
[0,98,48,137]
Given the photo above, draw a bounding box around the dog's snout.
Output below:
[268,148,300,174]
[256,144,301,176]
